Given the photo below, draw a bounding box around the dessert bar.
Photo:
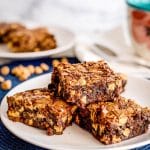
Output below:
[32,27,57,50]
[7,88,77,135]
[0,22,25,43]
[50,61,127,107]
[75,96,150,144]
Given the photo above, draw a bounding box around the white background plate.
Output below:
[0,73,150,150]
[0,24,75,59]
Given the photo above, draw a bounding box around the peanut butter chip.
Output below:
[27,65,35,74]
[40,63,49,71]
[35,66,43,74]
[11,65,31,81]
[52,59,60,67]
[1,66,10,76]
[1,80,12,90]
[61,58,69,64]
[19,74,29,81]
[0,76,4,82]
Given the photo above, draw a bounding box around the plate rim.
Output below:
[0,73,150,150]
[0,25,75,59]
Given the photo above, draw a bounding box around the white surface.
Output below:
[0,25,75,59]
[1,73,150,150]
[0,0,126,32]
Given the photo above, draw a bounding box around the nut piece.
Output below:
[79,78,86,86]
[40,63,49,71]
[35,66,43,74]
[52,59,60,67]
[118,115,128,125]
[0,76,4,82]
[81,95,87,104]
[1,80,12,90]
[1,66,10,76]
[54,125,63,133]
[108,82,115,91]
[27,119,33,126]
[122,128,130,137]
[27,65,35,74]
[112,135,121,143]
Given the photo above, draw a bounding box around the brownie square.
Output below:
[75,96,150,144]
[7,88,77,135]
[50,60,127,107]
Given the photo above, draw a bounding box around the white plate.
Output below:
[0,25,75,59]
[1,73,150,150]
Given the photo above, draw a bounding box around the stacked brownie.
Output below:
[7,60,150,145]
[49,61,127,107]
[7,88,77,135]
[75,97,150,144]
[49,60,150,144]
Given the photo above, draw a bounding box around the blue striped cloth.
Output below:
[0,57,149,150]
